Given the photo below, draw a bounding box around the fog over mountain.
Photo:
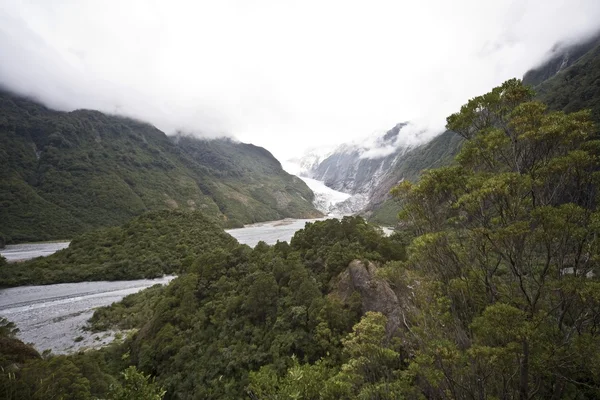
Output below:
[1,1,600,160]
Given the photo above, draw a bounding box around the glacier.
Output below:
[298,176,353,215]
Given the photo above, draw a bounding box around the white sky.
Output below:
[1,0,599,160]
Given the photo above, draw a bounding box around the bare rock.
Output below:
[334,259,402,336]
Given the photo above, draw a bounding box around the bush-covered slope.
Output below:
[367,33,600,226]
[0,216,407,399]
[522,31,600,87]
[0,91,319,243]
[5,80,600,399]
[0,210,238,287]
[532,34,600,121]
[364,129,463,224]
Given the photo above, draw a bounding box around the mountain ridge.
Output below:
[301,32,600,226]
[0,90,321,244]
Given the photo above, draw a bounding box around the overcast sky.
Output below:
[1,1,600,160]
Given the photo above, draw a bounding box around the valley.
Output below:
[0,218,325,354]
[1,7,600,399]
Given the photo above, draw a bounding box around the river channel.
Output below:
[0,218,323,353]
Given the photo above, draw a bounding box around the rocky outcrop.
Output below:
[333,260,403,336]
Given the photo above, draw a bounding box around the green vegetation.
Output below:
[368,34,600,227]
[87,283,166,332]
[533,37,600,122]
[0,210,238,287]
[0,90,319,244]
[383,79,600,398]
[107,366,165,400]
[0,316,164,400]
[0,216,405,399]
[4,77,600,399]
[245,79,600,399]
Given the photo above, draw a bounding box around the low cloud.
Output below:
[0,0,599,159]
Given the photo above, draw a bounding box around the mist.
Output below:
[1,0,599,160]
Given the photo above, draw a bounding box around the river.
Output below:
[0,218,323,354]
[1,242,71,262]
[225,217,324,246]
[0,276,175,354]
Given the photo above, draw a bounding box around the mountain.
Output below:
[363,129,463,224]
[0,90,321,243]
[305,123,408,195]
[522,31,600,87]
[5,78,600,400]
[296,122,463,225]
[293,123,416,214]
[527,31,600,122]
[306,32,600,226]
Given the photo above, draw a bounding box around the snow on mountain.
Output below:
[284,122,446,217]
[305,123,410,195]
[298,176,353,215]
[283,146,336,177]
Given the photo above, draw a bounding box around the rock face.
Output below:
[299,123,463,225]
[362,129,464,224]
[308,123,408,196]
[334,260,402,336]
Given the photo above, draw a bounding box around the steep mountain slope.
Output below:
[363,130,463,224]
[0,90,320,243]
[341,32,600,226]
[297,121,463,225]
[530,32,600,121]
[522,31,600,87]
[308,123,408,195]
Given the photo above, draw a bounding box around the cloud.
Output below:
[1,0,599,160]
[358,119,445,159]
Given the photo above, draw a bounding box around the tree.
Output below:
[108,366,165,400]
[393,79,600,398]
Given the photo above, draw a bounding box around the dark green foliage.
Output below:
[0,90,320,243]
[88,284,166,332]
[290,216,406,286]
[249,312,414,399]
[108,366,165,400]
[1,214,403,399]
[7,47,600,399]
[369,34,600,227]
[0,210,238,287]
[533,38,600,123]
[0,317,40,373]
[388,79,600,398]
[75,216,405,399]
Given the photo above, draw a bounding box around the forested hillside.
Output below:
[0,90,320,244]
[364,129,463,224]
[366,32,600,225]
[533,34,600,122]
[0,210,238,287]
[3,78,600,399]
[0,216,407,399]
